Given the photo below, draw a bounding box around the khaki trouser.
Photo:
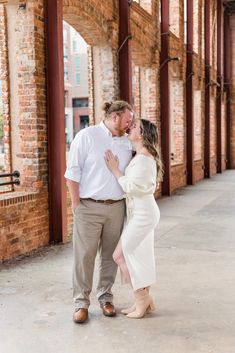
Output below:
[73,199,125,309]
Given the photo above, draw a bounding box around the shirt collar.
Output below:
[99,120,128,140]
[100,121,113,137]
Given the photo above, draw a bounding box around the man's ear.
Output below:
[112,112,118,122]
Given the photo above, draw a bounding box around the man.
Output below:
[65,100,133,323]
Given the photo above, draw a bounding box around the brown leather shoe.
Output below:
[73,308,88,323]
[100,302,116,317]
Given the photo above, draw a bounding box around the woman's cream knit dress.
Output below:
[118,154,160,290]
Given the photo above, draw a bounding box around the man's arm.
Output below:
[67,179,80,212]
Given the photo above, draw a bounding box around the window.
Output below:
[80,116,89,129]
[64,91,68,107]
[64,64,69,82]
[74,55,81,85]
[63,29,68,42]
[63,45,68,61]
[73,40,78,53]
[65,114,69,145]
[75,72,80,85]
[75,56,80,70]
[72,98,88,108]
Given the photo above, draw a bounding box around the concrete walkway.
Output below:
[1,170,235,353]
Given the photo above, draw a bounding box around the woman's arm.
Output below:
[104,150,124,179]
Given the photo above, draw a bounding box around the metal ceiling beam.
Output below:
[45,0,67,243]
[224,8,231,169]
[160,0,171,196]
[186,0,194,185]
[119,0,132,103]
[204,0,211,178]
[216,0,222,173]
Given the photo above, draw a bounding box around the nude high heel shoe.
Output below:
[126,289,155,319]
[121,303,136,315]
[121,287,153,315]
[121,302,155,315]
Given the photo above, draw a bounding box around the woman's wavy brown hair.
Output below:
[140,119,164,182]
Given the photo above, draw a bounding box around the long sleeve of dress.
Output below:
[118,157,156,196]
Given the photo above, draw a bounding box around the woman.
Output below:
[104,118,163,319]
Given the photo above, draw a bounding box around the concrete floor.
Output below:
[1,170,235,353]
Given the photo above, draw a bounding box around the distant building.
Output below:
[63,22,89,149]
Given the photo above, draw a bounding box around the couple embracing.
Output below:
[65,100,163,324]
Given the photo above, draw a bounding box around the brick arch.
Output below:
[63,0,111,45]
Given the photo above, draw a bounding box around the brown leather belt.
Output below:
[81,198,124,205]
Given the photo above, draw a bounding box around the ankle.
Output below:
[135,287,146,293]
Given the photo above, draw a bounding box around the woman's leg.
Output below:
[113,240,132,286]
[113,240,136,314]
[113,242,155,316]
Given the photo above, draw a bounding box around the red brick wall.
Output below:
[132,65,141,118]
[0,1,49,262]
[0,192,49,261]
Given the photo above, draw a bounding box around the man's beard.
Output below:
[115,123,126,136]
[117,129,126,136]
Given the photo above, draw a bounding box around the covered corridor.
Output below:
[1,170,235,353]
[1,0,235,261]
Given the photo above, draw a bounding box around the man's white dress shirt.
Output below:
[64,121,133,200]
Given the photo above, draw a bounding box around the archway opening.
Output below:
[63,21,90,152]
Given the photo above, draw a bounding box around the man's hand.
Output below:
[67,180,80,214]
[104,150,119,173]
[72,201,80,214]
[104,150,123,179]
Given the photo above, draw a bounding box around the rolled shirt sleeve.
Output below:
[64,129,90,183]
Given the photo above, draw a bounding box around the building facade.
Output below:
[0,0,235,262]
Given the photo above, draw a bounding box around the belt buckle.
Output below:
[103,199,112,205]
